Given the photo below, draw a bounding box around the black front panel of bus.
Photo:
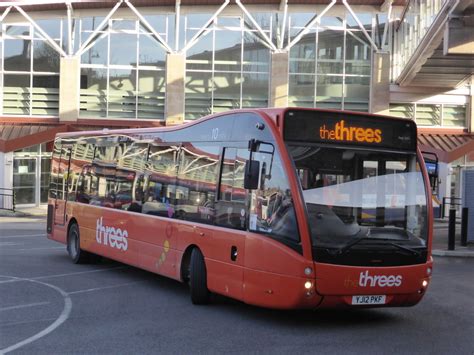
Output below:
[283,109,417,151]
[313,247,428,267]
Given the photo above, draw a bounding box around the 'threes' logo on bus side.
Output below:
[359,271,402,287]
[96,217,128,251]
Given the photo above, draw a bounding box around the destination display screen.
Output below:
[283,109,417,151]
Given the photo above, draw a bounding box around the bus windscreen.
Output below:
[283,109,417,151]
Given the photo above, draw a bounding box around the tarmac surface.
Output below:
[1,214,473,354]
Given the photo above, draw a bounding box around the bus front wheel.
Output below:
[67,223,90,264]
[189,248,210,305]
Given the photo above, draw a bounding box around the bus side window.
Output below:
[215,148,249,230]
[249,148,300,244]
[49,144,72,201]
[74,142,94,204]
[176,143,219,224]
[58,146,72,200]
[143,145,179,217]
[90,145,117,208]
[49,140,61,200]
[66,140,82,202]
[116,141,148,212]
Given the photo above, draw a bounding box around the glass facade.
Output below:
[0,2,468,124]
[288,12,372,111]
[184,14,271,119]
[79,16,170,119]
[13,144,52,205]
[1,21,61,116]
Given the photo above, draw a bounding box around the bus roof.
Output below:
[55,107,415,139]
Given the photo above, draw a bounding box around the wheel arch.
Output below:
[67,217,78,235]
[180,244,200,283]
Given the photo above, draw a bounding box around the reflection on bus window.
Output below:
[176,143,219,224]
[216,148,248,230]
[142,145,179,218]
[116,140,148,212]
[249,145,299,243]
[289,146,427,248]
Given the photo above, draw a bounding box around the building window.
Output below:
[13,143,52,205]
[79,16,170,120]
[288,12,372,112]
[1,21,61,116]
[389,103,467,127]
[184,14,271,120]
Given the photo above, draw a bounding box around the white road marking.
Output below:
[0,270,139,353]
[0,317,59,327]
[3,247,64,251]
[0,276,72,355]
[0,242,24,247]
[68,281,145,295]
[0,266,130,285]
[0,302,50,312]
[33,266,130,280]
[0,234,46,239]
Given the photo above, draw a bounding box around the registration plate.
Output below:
[351,295,386,305]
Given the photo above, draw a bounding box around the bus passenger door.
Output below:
[206,147,249,300]
[54,146,71,226]
[177,144,247,301]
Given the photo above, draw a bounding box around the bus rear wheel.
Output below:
[67,223,90,264]
[189,248,210,305]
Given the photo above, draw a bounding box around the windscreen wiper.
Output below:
[387,242,422,256]
[329,237,422,256]
[329,237,379,255]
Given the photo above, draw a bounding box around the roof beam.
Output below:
[278,0,288,50]
[181,0,229,54]
[76,0,123,56]
[66,2,74,55]
[285,0,336,51]
[0,6,12,22]
[381,0,393,49]
[125,0,174,53]
[175,0,181,52]
[342,0,379,51]
[236,0,278,52]
[380,0,393,12]
[13,5,67,57]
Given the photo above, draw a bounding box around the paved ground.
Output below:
[1,218,473,354]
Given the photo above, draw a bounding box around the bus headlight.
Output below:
[422,280,428,288]
[304,281,313,290]
[426,267,432,276]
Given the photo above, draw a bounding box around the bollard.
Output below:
[442,197,446,219]
[448,209,456,251]
[461,207,468,247]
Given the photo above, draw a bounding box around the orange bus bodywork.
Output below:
[47,108,433,309]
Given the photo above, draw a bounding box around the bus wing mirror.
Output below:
[244,160,260,190]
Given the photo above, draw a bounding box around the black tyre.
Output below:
[67,223,90,264]
[189,248,210,305]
